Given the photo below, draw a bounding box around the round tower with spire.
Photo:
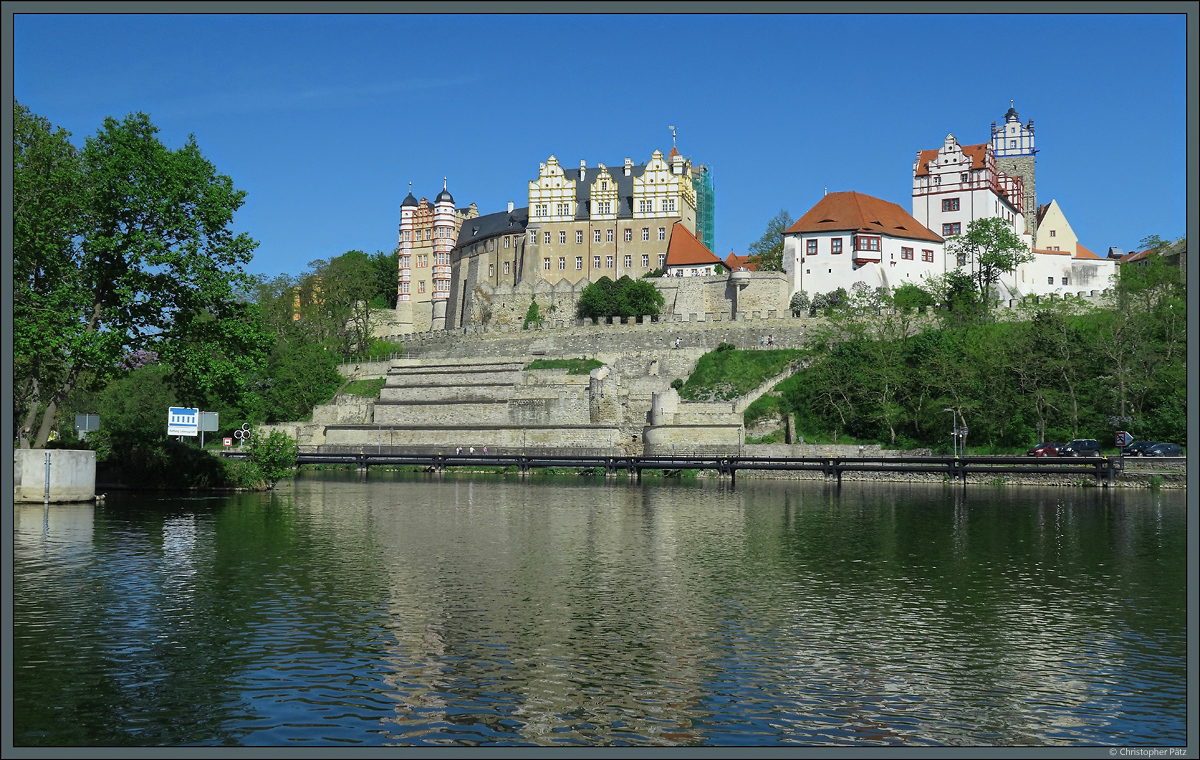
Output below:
[431,178,454,330]
[395,182,419,330]
[991,100,1037,236]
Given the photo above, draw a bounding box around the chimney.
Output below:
[624,157,632,177]
[507,201,514,213]
[579,159,586,183]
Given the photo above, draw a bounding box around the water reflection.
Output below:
[11,475,1187,747]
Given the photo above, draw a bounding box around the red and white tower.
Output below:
[395,183,419,330]
[432,178,454,330]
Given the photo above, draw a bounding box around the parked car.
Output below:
[1026,442,1063,457]
[1060,439,1101,457]
[1143,443,1182,457]
[1121,441,1159,457]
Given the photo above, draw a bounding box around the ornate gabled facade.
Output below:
[991,101,1038,235]
[912,133,1028,244]
[395,181,478,333]
[523,149,703,286]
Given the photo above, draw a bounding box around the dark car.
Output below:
[1121,441,1158,457]
[1144,443,1182,457]
[1026,442,1063,457]
[1060,439,1101,457]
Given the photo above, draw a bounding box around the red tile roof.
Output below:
[1032,248,1072,256]
[1074,243,1100,260]
[665,222,723,267]
[914,142,988,176]
[784,191,943,244]
[724,253,756,271]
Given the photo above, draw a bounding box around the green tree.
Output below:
[296,251,378,354]
[14,105,259,448]
[577,276,663,321]
[943,216,1032,308]
[247,429,298,489]
[522,299,543,330]
[368,249,400,308]
[746,209,794,272]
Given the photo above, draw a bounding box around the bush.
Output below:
[789,291,810,317]
[522,299,543,330]
[247,429,298,489]
[577,276,664,320]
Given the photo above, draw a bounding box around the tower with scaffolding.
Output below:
[691,163,715,252]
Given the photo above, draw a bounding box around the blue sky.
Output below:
[12,11,1190,281]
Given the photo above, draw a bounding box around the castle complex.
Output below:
[391,105,1115,335]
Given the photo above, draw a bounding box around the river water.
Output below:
[11,472,1188,747]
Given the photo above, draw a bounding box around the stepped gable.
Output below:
[913,142,988,175]
[665,221,723,267]
[785,191,943,244]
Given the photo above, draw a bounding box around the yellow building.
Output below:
[523,149,701,285]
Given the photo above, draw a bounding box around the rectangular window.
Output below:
[399,255,411,268]
[942,198,960,212]
[576,230,583,244]
[544,258,551,270]
[658,227,666,241]
[658,253,666,267]
[855,236,881,252]
[942,223,961,236]
[663,198,676,213]
[488,263,494,277]
[575,256,583,270]
[624,228,632,242]
[543,231,551,244]
[901,247,914,260]
[639,199,651,214]
[924,250,935,263]
[594,229,601,243]
[418,255,428,267]
[806,239,818,255]
[556,202,570,216]
[559,231,566,244]
[593,255,601,269]
[559,257,566,270]
[504,261,510,275]
[418,280,425,293]
[831,238,843,254]
[1048,276,1054,285]
[960,173,968,183]
[530,230,537,244]
[1062,276,1069,285]
[641,254,649,267]
[956,252,966,266]
[504,236,510,248]
[642,228,650,241]
[606,229,614,243]
[606,255,614,268]
[1049,230,1056,237]
[624,254,632,268]
[398,281,409,294]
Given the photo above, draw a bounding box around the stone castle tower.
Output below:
[991,101,1037,236]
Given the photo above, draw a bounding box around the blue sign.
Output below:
[167,407,199,436]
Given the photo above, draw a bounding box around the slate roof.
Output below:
[665,222,722,267]
[552,161,649,220]
[454,207,529,249]
[784,191,943,244]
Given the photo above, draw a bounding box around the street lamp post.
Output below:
[944,408,956,458]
